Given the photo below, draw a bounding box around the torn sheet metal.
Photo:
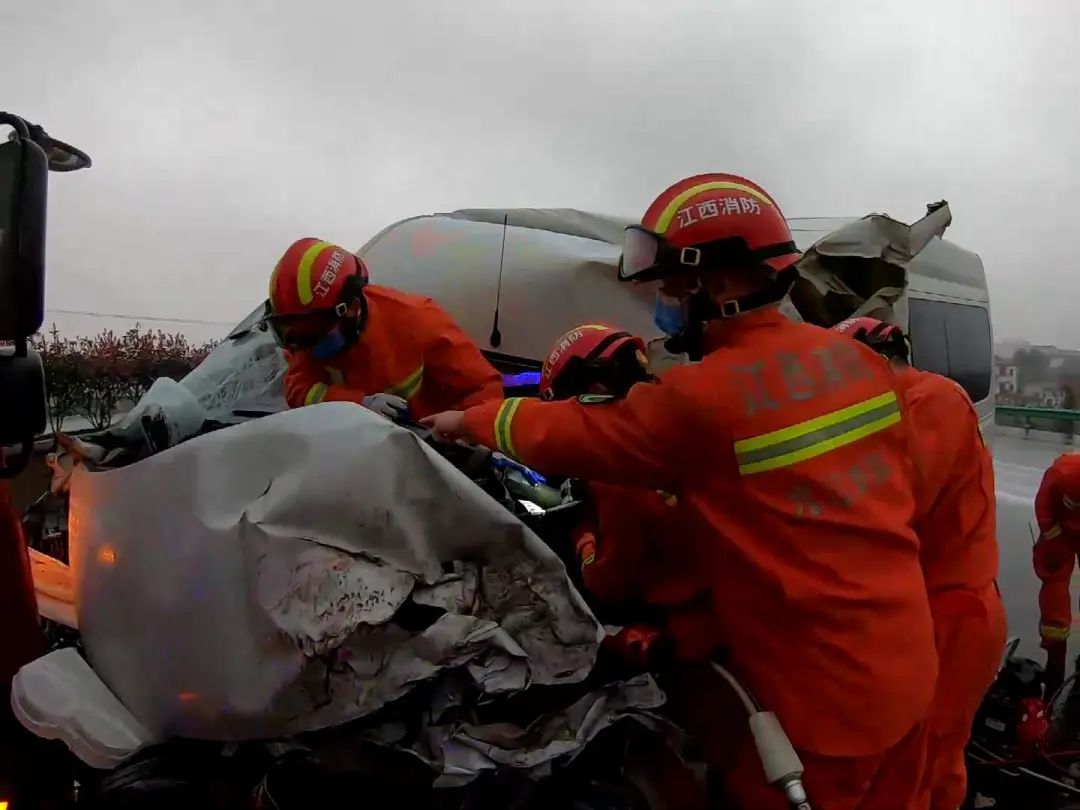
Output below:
[66,403,601,740]
[363,674,672,787]
[792,203,953,325]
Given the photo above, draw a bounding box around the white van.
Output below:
[355,206,995,428]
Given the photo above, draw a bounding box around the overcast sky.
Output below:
[4,0,1078,346]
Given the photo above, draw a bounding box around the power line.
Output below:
[44,308,235,327]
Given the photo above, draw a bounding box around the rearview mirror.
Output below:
[0,346,46,448]
[0,113,49,341]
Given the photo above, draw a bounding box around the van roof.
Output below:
[436,208,989,304]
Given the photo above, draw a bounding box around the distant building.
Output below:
[996,362,1018,395]
[995,341,1080,409]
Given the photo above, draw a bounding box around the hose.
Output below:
[710,661,811,810]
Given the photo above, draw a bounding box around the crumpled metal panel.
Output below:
[67,402,601,740]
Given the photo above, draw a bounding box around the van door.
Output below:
[906,295,995,427]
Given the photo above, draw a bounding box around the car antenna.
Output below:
[489,213,509,349]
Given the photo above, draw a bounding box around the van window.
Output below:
[908,299,992,401]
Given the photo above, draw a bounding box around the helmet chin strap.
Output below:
[312,292,369,359]
[663,266,797,360]
[338,291,369,345]
[708,265,798,319]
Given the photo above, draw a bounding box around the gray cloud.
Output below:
[4,0,1076,344]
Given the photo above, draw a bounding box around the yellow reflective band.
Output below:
[296,240,332,306]
[652,181,775,234]
[304,383,328,406]
[734,391,901,476]
[327,366,345,386]
[1044,524,1064,540]
[1065,494,1080,510]
[1041,624,1070,641]
[494,397,525,459]
[581,551,596,567]
[387,364,424,400]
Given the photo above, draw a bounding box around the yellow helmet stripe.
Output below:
[651,181,775,235]
[296,240,332,306]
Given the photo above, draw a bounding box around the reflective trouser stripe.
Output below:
[734,391,901,476]
[494,397,525,459]
[387,364,424,400]
[1041,624,1070,641]
[1065,494,1080,510]
[1044,524,1064,540]
[304,383,329,405]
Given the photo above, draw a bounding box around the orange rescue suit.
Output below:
[459,309,936,795]
[573,483,718,661]
[1033,453,1080,645]
[0,481,45,688]
[284,285,503,419]
[899,368,1005,810]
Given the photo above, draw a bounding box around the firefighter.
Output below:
[265,238,503,421]
[538,322,717,664]
[541,323,712,809]
[539,322,661,613]
[835,317,1005,810]
[423,173,938,809]
[1033,452,1080,698]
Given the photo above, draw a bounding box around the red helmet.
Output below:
[266,238,369,351]
[833,317,910,362]
[620,173,801,284]
[540,324,648,400]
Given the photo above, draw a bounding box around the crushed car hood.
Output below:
[65,403,602,740]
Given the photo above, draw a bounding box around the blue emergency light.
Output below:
[502,370,541,388]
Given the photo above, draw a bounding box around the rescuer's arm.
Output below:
[1035,462,1063,539]
[450,370,711,491]
[283,351,388,409]
[420,300,504,409]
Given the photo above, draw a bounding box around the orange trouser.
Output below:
[724,721,929,810]
[665,665,928,809]
[920,584,1007,810]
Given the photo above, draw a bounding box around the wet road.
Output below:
[992,427,1073,663]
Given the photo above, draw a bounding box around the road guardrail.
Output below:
[996,405,1080,442]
